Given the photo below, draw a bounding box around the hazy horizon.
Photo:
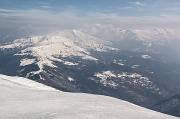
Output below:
[0,0,180,43]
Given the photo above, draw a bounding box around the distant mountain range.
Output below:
[0,24,180,116]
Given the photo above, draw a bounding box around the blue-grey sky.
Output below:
[0,0,180,39]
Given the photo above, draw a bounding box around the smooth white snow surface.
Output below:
[0,74,178,119]
[0,74,57,91]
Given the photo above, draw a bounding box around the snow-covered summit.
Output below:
[0,29,118,72]
[0,74,178,119]
[0,25,180,76]
[134,28,180,42]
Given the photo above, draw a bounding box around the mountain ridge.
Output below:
[0,25,180,116]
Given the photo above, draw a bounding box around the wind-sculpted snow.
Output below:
[0,74,178,119]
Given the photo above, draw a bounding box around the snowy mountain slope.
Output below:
[0,35,97,72]
[0,25,180,116]
[83,24,180,43]
[134,29,180,42]
[0,29,118,73]
[0,74,178,119]
[1,26,180,71]
[82,25,180,60]
[0,74,57,91]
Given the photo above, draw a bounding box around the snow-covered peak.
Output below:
[1,26,180,76]
[82,24,180,43]
[1,29,120,75]
[134,29,180,42]
[2,27,127,71]
[1,36,96,76]
[0,36,45,49]
[83,24,135,42]
[23,35,98,70]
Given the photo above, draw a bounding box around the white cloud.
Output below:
[130,2,146,7]
[165,7,180,11]
[118,6,134,10]
[0,8,180,31]
[41,6,52,9]
[0,9,18,13]
[88,12,180,29]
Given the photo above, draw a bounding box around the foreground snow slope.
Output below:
[0,74,178,119]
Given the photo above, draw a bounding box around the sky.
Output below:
[0,0,180,41]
